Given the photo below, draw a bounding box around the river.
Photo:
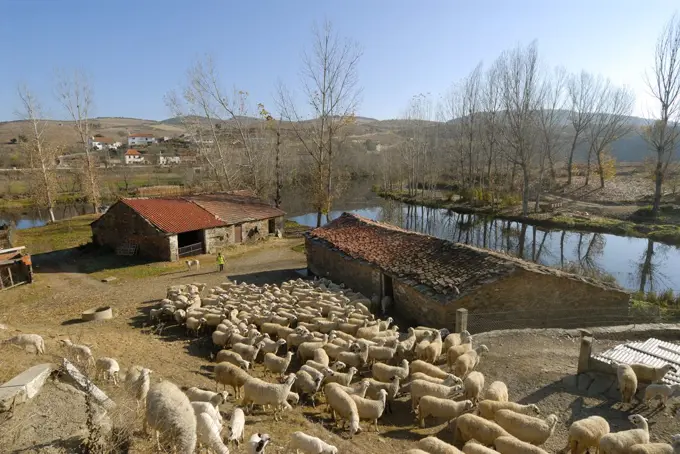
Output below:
[2,182,679,294]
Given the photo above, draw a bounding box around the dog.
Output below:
[185,259,200,271]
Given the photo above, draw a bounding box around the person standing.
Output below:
[216,252,225,272]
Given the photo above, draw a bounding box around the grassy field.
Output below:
[13,214,98,254]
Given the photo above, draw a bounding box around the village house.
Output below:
[89,136,122,150]
[124,149,145,165]
[305,213,630,331]
[128,133,157,147]
[158,154,180,166]
[90,191,285,261]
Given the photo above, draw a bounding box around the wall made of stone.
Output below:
[91,202,172,261]
[393,280,457,329]
[203,227,230,253]
[306,238,380,298]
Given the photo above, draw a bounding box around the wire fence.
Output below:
[466,303,680,334]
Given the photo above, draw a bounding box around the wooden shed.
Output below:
[0,247,33,291]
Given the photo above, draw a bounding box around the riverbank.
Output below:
[377,189,680,247]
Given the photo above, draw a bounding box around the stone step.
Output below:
[0,363,55,411]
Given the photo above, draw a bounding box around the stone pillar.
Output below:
[577,332,593,374]
[455,308,468,333]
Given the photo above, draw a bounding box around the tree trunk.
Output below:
[652,157,664,217]
[521,166,530,215]
[639,239,654,293]
[597,149,605,188]
[584,144,593,186]
[566,134,579,185]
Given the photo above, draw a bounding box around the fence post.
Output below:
[455,308,468,333]
[577,330,593,374]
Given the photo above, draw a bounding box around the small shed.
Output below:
[0,247,33,290]
[591,338,680,385]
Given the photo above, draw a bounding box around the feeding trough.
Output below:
[82,306,113,322]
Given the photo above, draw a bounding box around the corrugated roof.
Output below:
[121,198,225,234]
[187,192,285,225]
[0,251,21,262]
[592,338,680,385]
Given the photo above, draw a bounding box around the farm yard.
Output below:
[1,239,679,453]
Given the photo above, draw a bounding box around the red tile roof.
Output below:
[187,192,285,225]
[93,136,114,143]
[121,198,225,234]
[129,133,154,138]
[125,149,141,156]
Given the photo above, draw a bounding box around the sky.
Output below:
[0,0,678,122]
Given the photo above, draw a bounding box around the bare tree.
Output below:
[644,14,680,217]
[566,71,601,184]
[498,41,544,215]
[480,60,503,194]
[16,86,59,222]
[277,20,362,227]
[56,71,100,211]
[400,93,435,196]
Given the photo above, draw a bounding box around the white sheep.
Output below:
[233,341,266,363]
[295,370,324,406]
[263,351,294,378]
[1,333,45,354]
[324,382,362,438]
[95,357,120,385]
[409,379,463,411]
[418,436,463,454]
[372,359,410,382]
[336,342,369,368]
[367,344,397,364]
[485,381,508,402]
[351,389,388,432]
[421,331,443,364]
[630,363,678,383]
[447,342,473,371]
[494,410,558,445]
[196,412,230,454]
[125,366,152,409]
[246,432,271,454]
[561,415,610,454]
[184,387,228,407]
[191,401,222,425]
[628,442,676,454]
[409,359,451,379]
[645,383,680,407]
[462,440,500,454]
[216,349,251,370]
[464,371,485,405]
[289,431,338,454]
[241,373,297,420]
[330,379,371,398]
[144,380,197,454]
[598,414,650,454]
[261,338,287,356]
[417,396,473,428]
[185,316,206,337]
[227,407,245,446]
[453,413,510,446]
[477,400,540,421]
[617,363,638,404]
[323,366,358,387]
[403,372,462,389]
[454,345,489,378]
[494,435,549,454]
[60,339,95,366]
[443,330,471,352]
[215,361,251,399]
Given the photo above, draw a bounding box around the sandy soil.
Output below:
[1,239,679,453]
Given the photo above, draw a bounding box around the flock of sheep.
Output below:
[3,275,680,454]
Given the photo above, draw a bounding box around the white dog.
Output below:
[185,259,200,271]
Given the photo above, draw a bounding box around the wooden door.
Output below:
[235,224,243,243]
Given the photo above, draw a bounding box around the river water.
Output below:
[2,182,679,293]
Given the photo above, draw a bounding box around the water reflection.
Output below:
[0,203,96,229]
[291,201,680,293]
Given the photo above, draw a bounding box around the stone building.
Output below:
[305,213,630,331]
[91,191,284,261]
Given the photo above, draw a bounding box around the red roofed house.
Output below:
[128,133,157,147]
[124,149,145,165]
[90,192,285,261]
[305,213,629,331]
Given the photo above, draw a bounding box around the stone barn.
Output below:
[91,192,284,261]
[305,213,630,331]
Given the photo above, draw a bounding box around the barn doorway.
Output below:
[177,229,203,257]
[268,219,276,234]
[382,274,393,299]
[234,224,243,243]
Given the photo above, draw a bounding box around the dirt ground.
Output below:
[1,239,679,453]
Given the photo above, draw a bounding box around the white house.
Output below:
[158,155,181,166]
[128,133,157,147]
[89,136,122,150]
[124,149,145,165]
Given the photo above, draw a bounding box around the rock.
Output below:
[0,363,55,411]
[101,277,117,283]
[562,374,578,389]
[587,374,614,396]
[62,359,116,410]
[577,373,594,392]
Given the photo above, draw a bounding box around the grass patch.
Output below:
[13,214,99,254]
[87,259,186,281]
[291,243,305,254]
[284,219,310,238]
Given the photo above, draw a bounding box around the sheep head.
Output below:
[629,414,648,429]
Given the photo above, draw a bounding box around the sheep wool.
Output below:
[418,436,463,454]
[617,363,638,404]
[144,380,197,454]
[462,440,500,454]
[214,361,251,399]
[484,381,508,402]
[263,351,294,377]
[410,359,450,379]
[241,373,297,420]
[289,431,339,454]
[493,410,558,445]
[454,413,510,446]
[191,401,222,425]
[494,435,549,454]
[350,389,388,432]
[324,383,361,438]
[196,412,230,454]
[227,407,245,446]
[417,396,473,428]
[645,383,680,407]
[95,357,120,385]
[372,359,410,382]
[216,349,250,370]
[630,363,677,383]
[246,433,271,454]
[464,371,485,404]
[1,334,45,354]
[563,415,610,454]
[477,400,540,421]
[409,379,462,411]
[598,414,650,454]
[628,443,675,454]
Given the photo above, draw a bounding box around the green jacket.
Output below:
[216,255,225,265]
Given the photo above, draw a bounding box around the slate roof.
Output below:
[306,212,626,299]
[120,198,225,234]
[187,192,285,225]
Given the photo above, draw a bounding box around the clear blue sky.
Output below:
[0,0,677,122]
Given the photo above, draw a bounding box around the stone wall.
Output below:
[91,202,172,261]
[393,281,458,329]
[203,227,230,253]
[306,238,380,298]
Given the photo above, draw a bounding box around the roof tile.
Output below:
[187,192,285,225]
[121,198,224,234]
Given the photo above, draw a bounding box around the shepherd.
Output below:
[216,252,225,272]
